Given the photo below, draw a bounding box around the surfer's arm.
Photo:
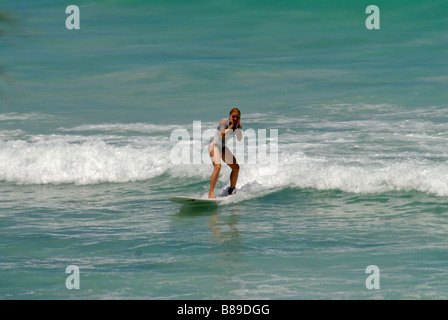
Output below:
[220,127,234,138]
[218,119,235,138]
[235,122,242,141]
[235,129,242,141]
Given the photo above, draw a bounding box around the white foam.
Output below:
[2,132,448,197]
[3,110,448,197]
[235,152,448,197]
[0,137,172,185]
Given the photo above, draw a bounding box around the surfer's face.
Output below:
[230,112,240,122]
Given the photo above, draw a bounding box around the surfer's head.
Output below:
[229,108,241,125]
[229,107,241,117]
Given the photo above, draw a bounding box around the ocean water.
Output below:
[0,0,447,299]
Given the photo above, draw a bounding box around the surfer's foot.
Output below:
[228,187,236,195]
[208,193,216,198]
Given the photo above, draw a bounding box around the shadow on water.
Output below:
[208,209,242,259]
[171,204,243,259]
[175,203,220,217]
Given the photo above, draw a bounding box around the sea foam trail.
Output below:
[2,117,448,196]
[2,136,448,197]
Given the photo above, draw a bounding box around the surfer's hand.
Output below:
[236,120,241,129]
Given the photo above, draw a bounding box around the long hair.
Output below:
[229,107,241,116]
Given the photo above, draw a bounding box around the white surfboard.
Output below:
[169,196,226,205]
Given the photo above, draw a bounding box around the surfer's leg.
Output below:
[222,147,239,190]
[208,144,222,198]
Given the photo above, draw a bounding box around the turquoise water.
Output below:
[1,0,448,299]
